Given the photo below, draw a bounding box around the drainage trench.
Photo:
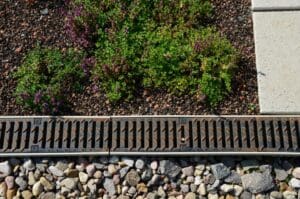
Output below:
[0,116,299,156]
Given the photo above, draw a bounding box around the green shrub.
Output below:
[14,46,85,113]
[65,0,237,105]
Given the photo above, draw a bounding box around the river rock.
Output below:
[48,165,64,177]
[120,166,130,178]
[22,190,33,199]
[181,184,189,193]
[0,182,7,197]
[240,191,252,199]
[40,177,54,191]
[0,161,11,178]
[28,172,36,186]
[275,167,288,181]
[108,164,118,175]
[204,174,216,185]
[128,186,137,196]
[289,178,300,188]
[23,159,35,171]
[292,167,300,179]
[211,163,230,180]
[241,171,274,193]
[122,158,134,167]
[159,160,181,179]
[87,179,96,194]
[220,184,234,193]
[141,167,152,181]
[32,181,43,196]
[104,178,116,196]
[208,193,218,199]
[126,170,141,186]
[270,191,283,199]
[40,192,56,199]
[113,174,120,185]
[224,171,242,184]
[233,185,243,196]
[135,159,145,169]
[198,183,206,196]
[137,183,148,193]
[195,176,201,185]
[182,166,194,177]
[151,161,158,170]
[15,176,27,190]
[55,161,68,172]
[93,170,102,179]
[36,163,47,173]
[6,188,16,199]
[86,164,96,177]
[122,186,129,194]
[60,178,77,190]
[184,192,196,199]
[283,191,297,199]
[146,192,159,199]
[79,172,89,184]
[5,176,14,189]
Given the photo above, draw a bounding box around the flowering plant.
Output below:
[14,46,85,114]
[64,0,237,104]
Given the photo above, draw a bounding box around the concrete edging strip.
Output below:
[252,0,300,11]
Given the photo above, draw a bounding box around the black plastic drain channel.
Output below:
[0,116,300,156]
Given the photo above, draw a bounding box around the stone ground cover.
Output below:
[0,157,299,199]
[0,0,258,115]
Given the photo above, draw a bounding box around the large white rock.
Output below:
[252,0,300,114]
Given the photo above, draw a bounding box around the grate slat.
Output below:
[119,121,126,149]
[289,119,299,150]
[136,120,143,150]
[190,120,198,149]
[11,122,22,152]
[3,122,14,152]
[143,120,150,150]
[70,121,78,149]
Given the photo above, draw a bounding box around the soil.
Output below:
[0,0,258,115]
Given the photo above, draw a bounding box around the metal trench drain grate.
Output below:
[0,116,300,156]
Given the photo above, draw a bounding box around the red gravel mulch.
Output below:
[0,0,258,115]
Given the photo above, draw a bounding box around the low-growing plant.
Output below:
[64,0,237,105]
[14,46,86,114]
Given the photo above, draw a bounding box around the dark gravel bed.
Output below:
[0,0,258,115]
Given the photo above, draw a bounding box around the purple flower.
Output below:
[81,56,96,75]
[92,84,99,93]
[34,90,43,104]
[64,4,95,49]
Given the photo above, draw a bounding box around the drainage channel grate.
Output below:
[0,116,300,156]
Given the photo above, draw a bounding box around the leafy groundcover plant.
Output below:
[14,46,86,114]
[15,0,238,113]
[65,0,238,104]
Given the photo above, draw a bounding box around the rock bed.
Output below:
[0,157,299,199]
